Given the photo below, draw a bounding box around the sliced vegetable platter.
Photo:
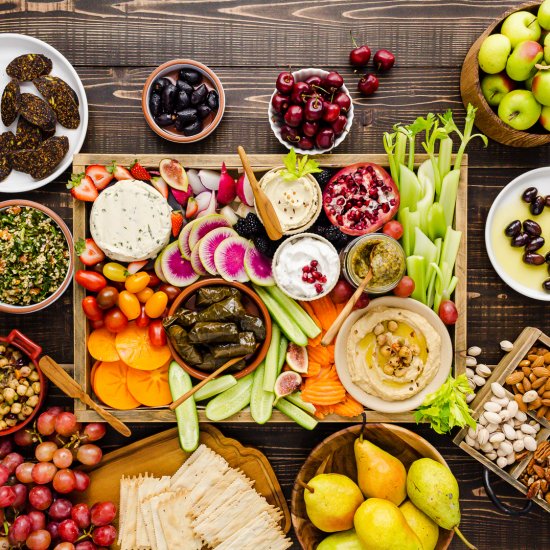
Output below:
[72,153,468,424]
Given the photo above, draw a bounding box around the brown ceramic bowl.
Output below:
[167,278,272,380]
[0,330,47,436]
[0,200,74,314]
[142,59,225,143]
[291,423,454,550]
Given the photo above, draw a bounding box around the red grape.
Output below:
[53,469,76,494]
[393,275,415,298]
[55,543,76,550]
[29,486,53,511]
[3,451,24,473]
[47,406,64,417]
[382,219,404,240]
[75,542,97,550]
[37,412,56,436]
[53,448,73,469]
[90,501,116,526]
[32,461,57,484]
[0,485,16,507]
[11,483,28,508]
[83,423,106,442]
[92,525,116,546]
[55,413,79,437]
[35,441,58,462]
[73,470,90,492]
[76,444,102,466]
[14,429,35,447]
[9,514,31,543]
[15,461,35,483]
[29,511,47,531]
[330,279,354,304]
[71,503,91,529]
[0,437,12,459]
[58,519,79,543]
[49,498,73,521]
[439,300,459,325]
[0,463,9,485]
[26,529,52,550]
[46,521,59,540]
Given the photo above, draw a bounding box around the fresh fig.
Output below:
[274,371,302,403]
[159,159,188,192]
[286,343,308,374]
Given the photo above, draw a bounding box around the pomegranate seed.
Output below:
[315,283,323,294]
[302,274,309,282]
[310,260,318,267]
[382,203,390,213]
[302,265,311,273]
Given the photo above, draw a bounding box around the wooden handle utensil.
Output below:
[38,356,132,437]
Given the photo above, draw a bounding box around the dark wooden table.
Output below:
[1,1,550,548]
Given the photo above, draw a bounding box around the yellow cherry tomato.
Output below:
[125,272,151,294]
[144,291,168,319]
[118,290,141,320]
[103,262,128,282]
[136,287,154,303]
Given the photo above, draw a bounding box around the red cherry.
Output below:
[305,75,323,88]
[298,136,314,150]
[331,115,347,136]
[358,73,379,96]
[271,92,289,113]
[302,121,319,137]
[290,81,310,104]
[373,49,395,72]
[315,128,335,149]
[280,124,300,144]
[322,103,341,123]
[304,97,324,122]
[333,91,351,113]
[324,71,344,91]
[350,44,372,67]
[276,71,294,94]
[284,104,303,128]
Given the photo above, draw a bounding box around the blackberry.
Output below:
[234,213,263,238]
[314,169,335,188]
[253,236,274,257]
[319,225,351,249]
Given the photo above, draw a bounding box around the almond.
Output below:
[533,376,548,389]
[537,405,549,418]
[506,371,525,385]
[542,399,550,407]
[544,352,550,364]
[533,367,550,378]
[517,382,525,393]
[528,398,542,410]
[543,391,550,399]
[515,393,528,412]
[546,378,550,390]
[528,354,540,362]
[532,356,545,368]
[529,373,537,383]
[522,366,532,376]
[520,359,532,368]
[523,378,532,392]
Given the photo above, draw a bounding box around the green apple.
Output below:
[498,90,542,130]
[505,40,543,81]
[481,73,516,106]
[478,34,511,73]
[544,33,550,64]
[501,11,541,48]
[539,105,550,130]
[532,70,550,105]
[539,0,550,30]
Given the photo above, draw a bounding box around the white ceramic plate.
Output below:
[334,296,453,414]
[0,33,88,193]
[485,167,550,301]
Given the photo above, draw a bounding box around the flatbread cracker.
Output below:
[120,475,144,550]
[157,490,202,550]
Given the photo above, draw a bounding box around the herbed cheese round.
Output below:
[90,180,172,262]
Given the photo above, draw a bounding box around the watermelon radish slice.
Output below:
[190,245,208,276]
[178,220,197,260]
[154,254,168,283]
[214,236,251,283]
[160,241,200,287]
[198,227,237,275]
[244,246,274,286]
[187,214,230,251]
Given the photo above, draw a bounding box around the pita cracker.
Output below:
[121,475,144,550]
[147,492,174,550]
[157,490,201,550]
[118,476,129,546]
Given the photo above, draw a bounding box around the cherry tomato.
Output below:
[144,291,168,319]
[159,284,181,303]
[117,290,141,320]
[135,305,151,328]
[146,272,161,287]
[90,319,104,330]
[104,307,128,333]
[81,297,103,321]
[125,272,151,294]
[91,261,105,274]
[393,276,415,298]
[136,287,154,304]
[148,320,167,347]
[439,300,458,325]
[75,270,107,292]
[96,286,119,310]
[382,220,404,240]
[102,262,128,283]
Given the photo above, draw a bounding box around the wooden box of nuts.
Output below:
[454,327,550,513]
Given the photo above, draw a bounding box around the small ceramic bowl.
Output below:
[268,68,354,155]
[142,59,225,143]
[166,278,272,380]
[0,200,74,314]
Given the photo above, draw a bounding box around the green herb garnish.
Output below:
[414,374,476,434]
[75,238,86,256]
[280,148,322,181]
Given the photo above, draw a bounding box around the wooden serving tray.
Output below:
[72,153,468,424]
[81,423,291,547]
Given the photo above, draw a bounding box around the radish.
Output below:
[236,202,255,218]
[185,196,198,219]
[171,187,192,206]
[197,191,217,218]
[220,205,239,226]
[237,173,254,206]
[217,162,237,205]
[188,169,207,195]
[198,169,221,191]
[127,260,148,274]
[195,191,212,213]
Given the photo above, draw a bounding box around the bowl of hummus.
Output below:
[257,167,322,235]
[334,296,452,413]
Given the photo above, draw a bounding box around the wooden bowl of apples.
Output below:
[291,423,455,550]
[461,1,550,147]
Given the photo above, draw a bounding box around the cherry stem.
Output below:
[535,63,550,70]
[297,479,315,493]
[350,30,358,48]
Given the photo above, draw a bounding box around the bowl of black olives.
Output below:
[142,59,224,143]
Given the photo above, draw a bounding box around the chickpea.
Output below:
[8,379,18,390]
[388,356,401,368]
[373,323,384,336]
[25,387,34,398]
[17,413,26,421]
[18,366,31,377]
[5,418,17,427]
[0,395,4,404]
[399,346,412,360]
[0,405,10,416]
[10,403,22,415]
[376,334,387,346]
[0,358,8,367]
[388,320,398,332]
[380,345,392,358]
[383,364,395,376]
[16,384,27,396]
[394,368,407,377]
[0,421,6,430]
[410,343,420,356]
[29,371,39,382]
[3,388,15,403]
[26,395,39,408]
[22,405,33,416]
[12,351,21,360]
[31,382,41,394]
[0,345,5,353]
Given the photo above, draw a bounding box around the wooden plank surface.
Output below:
[1,1,550,548]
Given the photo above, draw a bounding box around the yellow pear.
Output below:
[354,498,423,550]
[354,436,407,505]
[317,529,366,550]
[400,501,439,550]
[304,473,364,533]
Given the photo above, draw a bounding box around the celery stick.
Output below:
[413,227,438,266]
[262,323,280,392]
[383,132,399,186]
[439,169,461,227]
[454,104,488,170]
[395,131,407,178]
[278,336,288,372]
[398,164,421,212]
[440,226,462,276]
[438,136,453,181]
[417,160,435,234]
[427,203,446,241]
[406,255,427,304]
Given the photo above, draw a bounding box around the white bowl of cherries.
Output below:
[269,68,354,155]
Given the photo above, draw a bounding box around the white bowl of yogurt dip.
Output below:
[272,233,340,301]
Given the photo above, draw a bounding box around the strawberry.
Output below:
[151,176,169,199]
[130,159,151,181]
[66,173,98,202]
[185,196,198,219]
[85,164,113,190]
[75,238,105,266]
[171,211,184,237]
[127,260,148,274]
[107,161,132,181]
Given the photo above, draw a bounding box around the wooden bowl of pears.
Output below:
[291,422,465,550]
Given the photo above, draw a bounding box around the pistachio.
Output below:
[467,346,482,357]
[500,340,514,352]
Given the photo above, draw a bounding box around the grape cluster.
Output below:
[0,408,117,549]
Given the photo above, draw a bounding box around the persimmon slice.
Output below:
[87,328,120,362]
[126,362,172,407]
[92,360,141,410]
[115,322,171,371]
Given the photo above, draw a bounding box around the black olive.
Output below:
[175,108,198,130]
[522,186,538,203]
[523,252,545,265]
[176,80,194,95]
[543,278,550,291]
[182,119,203,136]
[511,232,530,247]
[206,90,219,110]
[526,236,545,252]
[191,84,208,106]
[161,83,177,113]
[530,195,545,215]
[546,251,550,264]
[523,219,542,236]
[152,77,172,94]
[545,195,550,207]
[175,91,190,111]
[196,104,212,119]
[179,69,202,85]
[149,93,162,118]
[154,113,175,127]
[505,220,521,237]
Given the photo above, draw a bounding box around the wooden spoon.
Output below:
[237,145,283,240]
[38,356,131,437]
